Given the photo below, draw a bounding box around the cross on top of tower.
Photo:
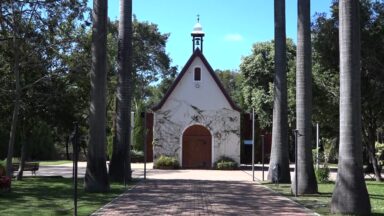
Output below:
[192,16,204,35]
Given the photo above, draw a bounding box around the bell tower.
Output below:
[191,15,205,53]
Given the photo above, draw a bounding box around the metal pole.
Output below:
[124,155,126,189]
[316,123,319,170]
[294,129,298,197]
[252,109,255,181]
[131,112,135,145]
[261,135,265,181]
[72,122,79,216]
[143,112,147,180]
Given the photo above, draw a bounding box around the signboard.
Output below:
[244,140,253,145]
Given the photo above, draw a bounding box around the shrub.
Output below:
[323,138,338,164]
[215,156,238,170]
[154,155,179,169]
[376,142,384,166]
[133,101,145,151]
[131,150,144,163]
[0,160,5,176]
[315,166,330,183]
[106,134,114,160]
[312,148,324,165]
[0,176,11,192]
[0,160,11,191]
[11,157,20,163]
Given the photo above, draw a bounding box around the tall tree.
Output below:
[312,0,384,180]
[1,0,87,177]
[109,0,133,182]
[240,40,296,130]
[331,0,370,214]
[215,69,244,107]
[85,0,110,192]
[292,0,317,194]
[268,0,291,183]
[5,3,21,177]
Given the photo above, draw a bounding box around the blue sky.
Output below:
[103,0,333,71]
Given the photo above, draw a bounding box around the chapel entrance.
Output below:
[182,125,212,168]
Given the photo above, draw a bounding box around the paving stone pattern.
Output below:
[93,179,315,216]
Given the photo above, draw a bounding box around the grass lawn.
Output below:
[263,180,384,215]
[39,160,73,166]
[0,177,132,216]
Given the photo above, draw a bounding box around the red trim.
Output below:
[152,48,241,112]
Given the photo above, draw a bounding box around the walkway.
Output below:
[92,167,316,216]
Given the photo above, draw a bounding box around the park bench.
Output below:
[12,162,39,175]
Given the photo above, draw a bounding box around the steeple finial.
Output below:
[197,14,200,23]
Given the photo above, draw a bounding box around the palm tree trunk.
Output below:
[292,0,318,194]
[84,0,110,192]
[331,0,371,214]
[268,0,291,183]
[109,0,133,182]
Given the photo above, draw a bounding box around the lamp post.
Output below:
[316,123,319,170]
[261,134,265,181]
[72,122,79,216]
[293,129,299,197]
[141,111,147,180]
[251,108,255,181]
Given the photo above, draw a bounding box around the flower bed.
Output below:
[0,176,11,192]
[154,155,179,169]
[214,156,238,170]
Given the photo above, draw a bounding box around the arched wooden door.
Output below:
[182,125,212,168]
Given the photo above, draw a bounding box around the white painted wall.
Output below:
[153,56,241,166]
[162,57,232,111]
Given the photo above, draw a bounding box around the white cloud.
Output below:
[224,33,244,42]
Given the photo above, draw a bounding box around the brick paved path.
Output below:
[93,178,315,216]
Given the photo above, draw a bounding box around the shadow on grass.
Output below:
[0,176,131,216]
[262,180,384,216]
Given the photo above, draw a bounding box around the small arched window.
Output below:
[194,67,201,81]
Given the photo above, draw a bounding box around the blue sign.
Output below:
[244,140,253,145]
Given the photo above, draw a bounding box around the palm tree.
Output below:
[331,0,370,214]
[292,0,317,194]
[109,0,133,182]
[268,0,290,183]
[84,0,110,192]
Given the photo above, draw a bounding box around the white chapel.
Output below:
[151,20,241,168]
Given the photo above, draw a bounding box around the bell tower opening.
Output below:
[191,15,205,53]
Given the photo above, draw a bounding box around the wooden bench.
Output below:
[12,162,39,175]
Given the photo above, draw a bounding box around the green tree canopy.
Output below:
[312,0,384,181]
[239,39,296,130]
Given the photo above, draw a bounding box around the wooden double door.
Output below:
[182,125,212,169]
